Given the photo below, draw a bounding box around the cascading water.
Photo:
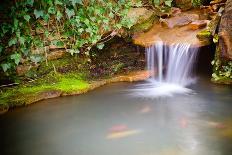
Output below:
[132,41,199,97]
[147,41,198,86]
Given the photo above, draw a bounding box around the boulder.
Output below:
[161,13,199,28]
[127,8,156,33]
[218,0,232,59]
[189,20,209,30]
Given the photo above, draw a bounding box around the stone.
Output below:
[161,13,199,28]
[170,7,182,16]
[218,0,232,59]
[189,20,209,30]
[127,8,154,25]
[212,3,226,12]
[127,7,156,33]
[47,50,66,60]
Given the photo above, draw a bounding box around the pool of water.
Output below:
[0,76,232,155]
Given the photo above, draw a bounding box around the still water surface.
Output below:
[0,76,232,155]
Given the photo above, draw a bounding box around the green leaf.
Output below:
[24,15,31,22]
[30,55,42,64]
[10,53,21,65]
[97,43,104,50]
[65,8,75,19]
[1,63,11,72]
[55,0,63,5]
[48,6,56,14]
[8,38,17,47]
[34,10,44,19]
[153,0,160,5]
[109,12,114,18]
[69,0,83,6]
[26,0,34,6]
[43,14,50,22]
[56,11,63,21]
[18,36,25,45]
[164,0,173,7]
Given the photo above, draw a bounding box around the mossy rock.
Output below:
[127,7,157,33]
[197,29,212,40]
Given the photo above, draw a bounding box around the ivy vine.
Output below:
[0,0,138,74]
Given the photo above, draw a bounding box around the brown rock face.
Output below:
[219,0,232,59]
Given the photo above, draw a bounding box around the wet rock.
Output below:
[189,20,209,30]
[161,13,199,28]
[197,29,212,40]
[218,0,232,59]
[212,3,226,12]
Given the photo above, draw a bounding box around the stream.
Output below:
[0,75,232,155]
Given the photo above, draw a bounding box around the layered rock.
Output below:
[218,0,232,59]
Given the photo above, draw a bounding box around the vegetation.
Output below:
[212,47,232,84]
[0,0,141,75]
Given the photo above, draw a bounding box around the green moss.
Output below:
[131,15,157,33]
[0,72,89,110]
[212,47,232,84]
[197,30,212,40]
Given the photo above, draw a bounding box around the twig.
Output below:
[0,83,19,88]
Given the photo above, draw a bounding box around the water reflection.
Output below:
[0,77,232,155]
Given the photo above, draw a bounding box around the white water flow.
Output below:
[132,41,199,98]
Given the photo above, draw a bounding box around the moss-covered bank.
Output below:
[0,37,147,114]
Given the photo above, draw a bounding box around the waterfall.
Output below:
[131,41,199,98]
[146,41,198,86]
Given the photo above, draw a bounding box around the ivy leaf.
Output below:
[65,8,75,19]
[153,0,160,5]
[43,14,50,22]
[109,12,114,18]
[164,0,173,7]
[26,0,34,6]
[30,55,42,64]
[97,43,104,50]
[18,36,25,45]
[10,53,21,65]
[34,10,44,19]
[55,0,63,5]
[23,15,31,22]
[8,38,17,47]
[56,11,63,21]
[48,6,56,14]
[69,0,83,6]
[1,63,11,72]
